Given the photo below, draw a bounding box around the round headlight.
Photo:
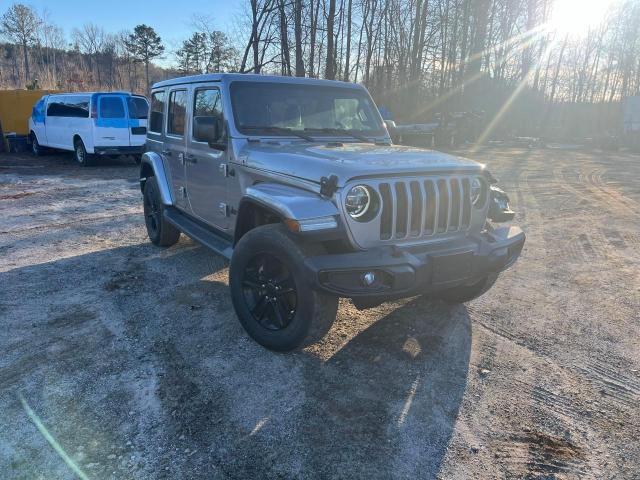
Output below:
[471,177,484,206]
[345,185,372,219]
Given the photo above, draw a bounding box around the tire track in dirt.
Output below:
[557,165,638,218]
[493,430,589,478]
[574,362,640,407]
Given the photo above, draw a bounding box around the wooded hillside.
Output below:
[1,1,638,140]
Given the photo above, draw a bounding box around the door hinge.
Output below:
[218,202,229,217]
[180,186,187,199]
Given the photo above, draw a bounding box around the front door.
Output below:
[164,89,189,211]
[95,95,129,148]
[185,86,229,229]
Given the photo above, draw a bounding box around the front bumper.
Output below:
[304,226,525,299]
[94,145,144,156]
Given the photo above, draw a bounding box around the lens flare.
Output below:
[548,0,617,36]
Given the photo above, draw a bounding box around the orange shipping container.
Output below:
[0,89,59,136]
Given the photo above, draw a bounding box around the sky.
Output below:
[9,0,241,65]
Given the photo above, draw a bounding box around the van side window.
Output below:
[100,97,125,118]
[167,90,187,136]
[149,91,166,133]
[192,89,224,143]
[47,96,90,118]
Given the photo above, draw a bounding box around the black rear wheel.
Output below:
[143,176,180,247]
[230,224,338,351]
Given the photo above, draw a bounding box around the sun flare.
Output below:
[549,0,618,36]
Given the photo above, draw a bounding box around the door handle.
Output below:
[185,154,197,164]
[161,149,172,156]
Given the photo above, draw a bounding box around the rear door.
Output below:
[126,95,149,147]
[95,95,129,148]
[164,88,189,211]
[185,85,229,229]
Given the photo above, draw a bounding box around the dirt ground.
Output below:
[1,147,638,479]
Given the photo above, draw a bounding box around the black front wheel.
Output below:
[230,224,338,351]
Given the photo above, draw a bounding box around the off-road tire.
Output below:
[143,176,180,247]
[229,224,339,351]
[73,138,93,166]
[436,273,498,304]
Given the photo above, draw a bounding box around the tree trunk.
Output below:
[145,58,150,94]
[325,0,337,79]
[294,0,304,76]
[279,0,291,75]
[22,40,30,83]
[343,0,352,81]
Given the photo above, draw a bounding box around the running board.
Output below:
[164,207,233,259]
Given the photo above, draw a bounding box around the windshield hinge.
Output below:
[320,174,339,197]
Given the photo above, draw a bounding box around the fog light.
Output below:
[362,271,376,286]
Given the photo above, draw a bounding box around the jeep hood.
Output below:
[237,142,484,186]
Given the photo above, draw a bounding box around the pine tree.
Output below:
[125,24,164,93]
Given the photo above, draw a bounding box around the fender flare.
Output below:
[139,151,173,205]
[243,183,339,222]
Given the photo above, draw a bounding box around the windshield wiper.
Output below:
[241,125,315,142]
[304,127,374,143]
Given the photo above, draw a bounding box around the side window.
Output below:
[47,100,60,117]
[192,88,224,143]
[149,91,165,133]
[47,97,89,118]
[167,90,187,136]
[99,97,125,119]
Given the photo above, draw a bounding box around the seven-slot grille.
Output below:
[377,177,472,240]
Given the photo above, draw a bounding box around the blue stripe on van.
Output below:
[93,118,141,128]
[32,98,46,123]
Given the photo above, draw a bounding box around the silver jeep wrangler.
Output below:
[140,74,525,351]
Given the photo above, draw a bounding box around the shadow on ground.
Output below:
[1,241,471,479]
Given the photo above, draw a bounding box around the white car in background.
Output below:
[29,92,149,166]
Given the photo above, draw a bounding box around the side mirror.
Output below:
[384,120,397,132]
[194,115,227,151]
[384,120,398,144]
[208,140,227,151]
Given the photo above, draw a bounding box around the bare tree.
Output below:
[1,3,40,84]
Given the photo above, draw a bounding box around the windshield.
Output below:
[127,96,149,119]
[230,81,385,137]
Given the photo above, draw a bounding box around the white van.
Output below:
[28,92,149,166]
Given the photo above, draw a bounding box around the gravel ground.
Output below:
[1,148,638,479]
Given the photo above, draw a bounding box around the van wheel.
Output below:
[436,273,498,304]
[229,224,339,351]
[143,176,180,247]
[30,134,43,156]
[73,138,93,166]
